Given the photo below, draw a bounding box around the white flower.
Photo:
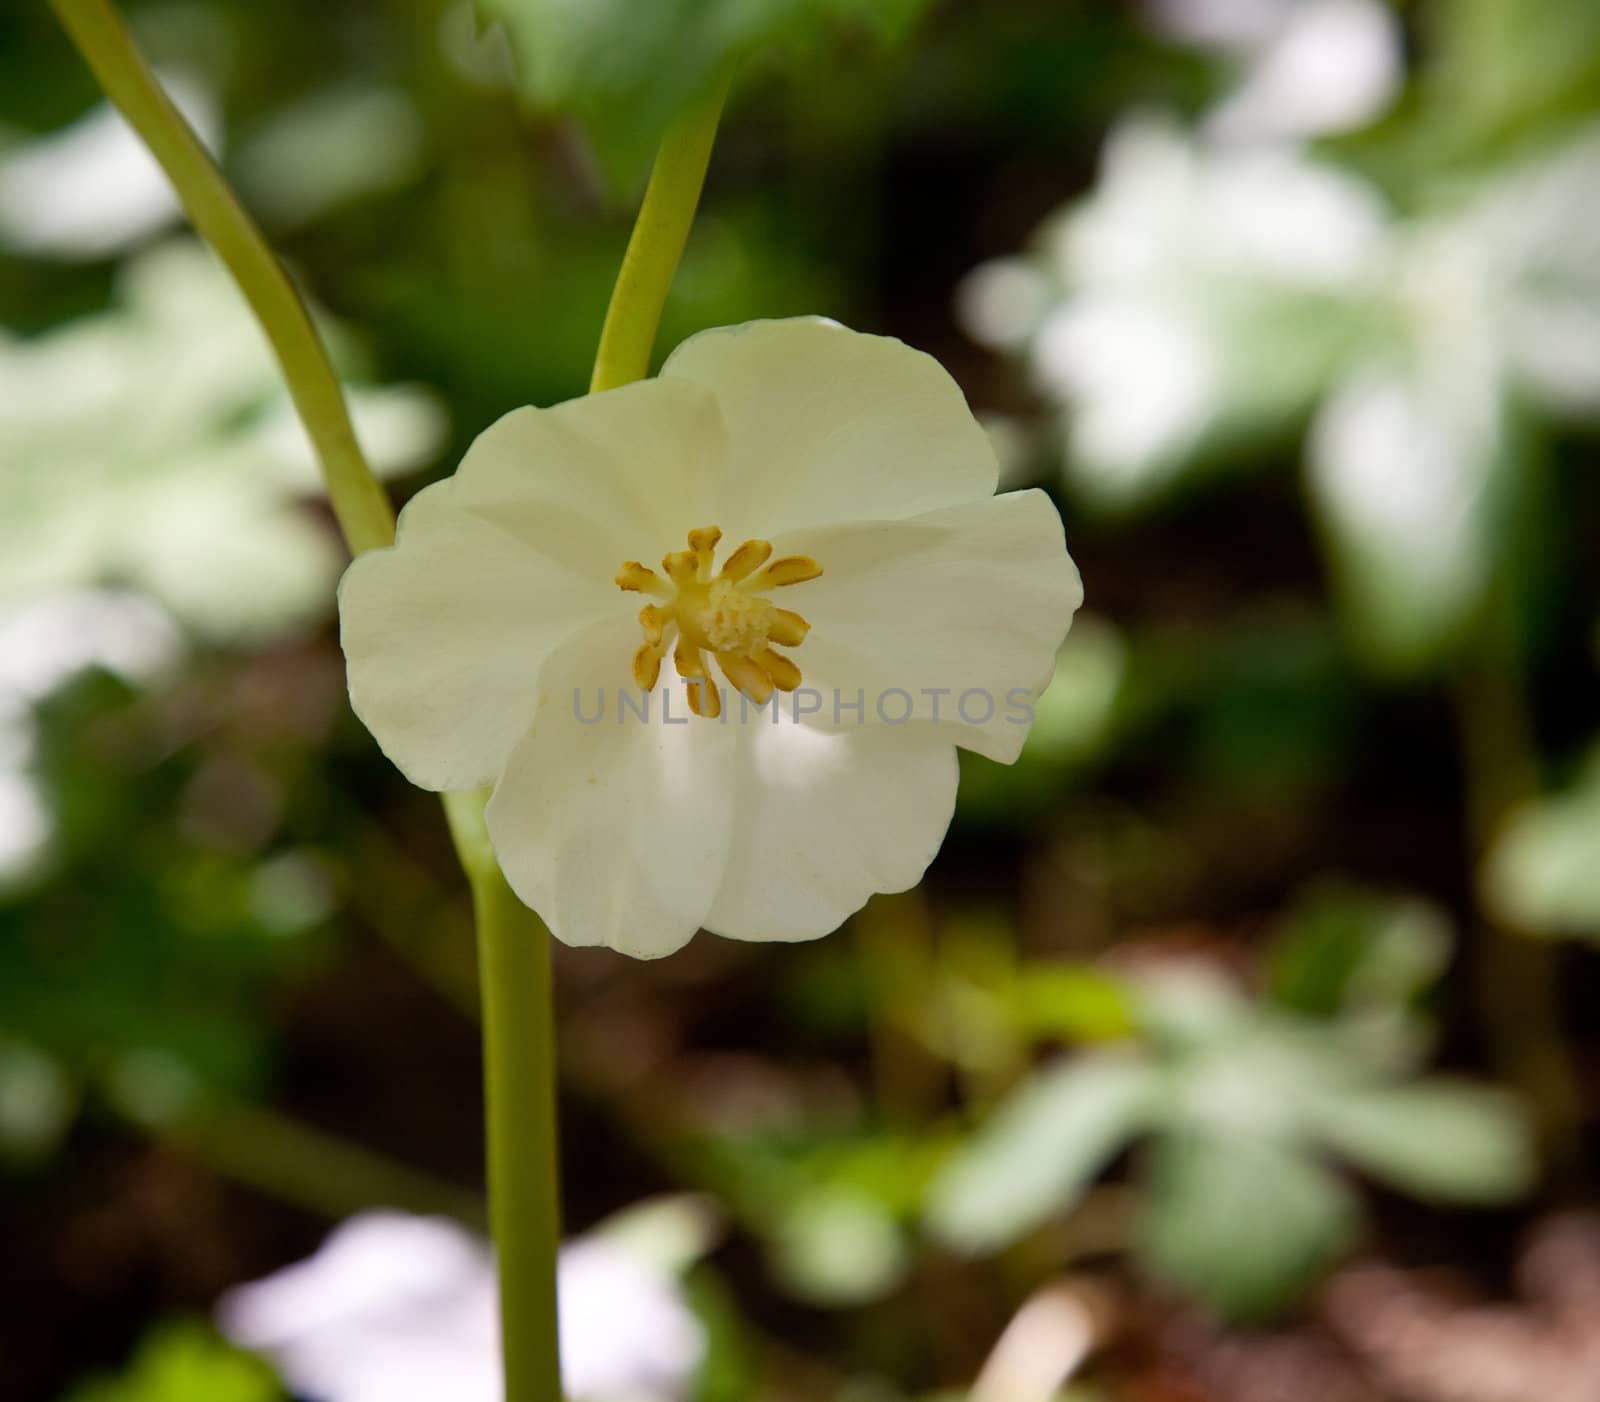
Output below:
[216,1210,706,1402]
[339,318,1081,957]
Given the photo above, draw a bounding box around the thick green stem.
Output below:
[48,0,395,556]
[470,863,564,1402]
[590,82,727,394]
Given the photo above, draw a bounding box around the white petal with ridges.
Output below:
[486,619,735,959]
[706,721,959,942]
[767,490,1082,762]
[660,319,998,540]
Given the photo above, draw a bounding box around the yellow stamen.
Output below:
[674,637,707,680]
[638,605,669,644]
[616,526,822,715]
[717,652,774,704]
[662,550,698,587]
[686,679,722,719]
[766,608,810,647]
[632,641,664,690]
[719,539,772,582]
[759,648,802,692]
[617,561,670,597]
[750,555,822,589]
[687,526,722,580]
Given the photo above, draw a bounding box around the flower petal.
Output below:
[448,377,725,583]
[340,492,603,792]
[705,721,959,943]
[766,489,1082,762]
[340,379,727,792]
[659,318,998,540]
[486,619,736,959]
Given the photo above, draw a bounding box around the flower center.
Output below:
[615,526,821,718]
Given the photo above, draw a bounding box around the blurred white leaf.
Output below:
[0,76,220,260]
[1015,116,1389,508]
[1465,124,1600,418]
[1308,341,1508,675]
[1203,0,1402,142]
[0,241,444,641]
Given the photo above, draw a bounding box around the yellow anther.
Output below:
[759,649,802,692]
[687,526,722,579]
[674,637,707,680]
[750,555,822,589]
[766,608,811,647]
[686,679,722,719]
[638,605,669,644]
[717,652,774,704]
[617,561,670,597]
[616,525,822,715]
[662,550,698,586]
[719,539,772,582]
[632,641,664,690]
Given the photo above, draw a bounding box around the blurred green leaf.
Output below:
[1483,748,1600,937]
[771,1185,908,1305]
[1423,0,1600,159]
[0,1035,75,1164]
[1308,1081,1536,1204]
[481,0,934,193]
[1267,883,1452,1018]
[1140,1133,1356,1319]
[62,1322,281,1402]
[1011,963,1138,1044]
[927,1054,1158,1254]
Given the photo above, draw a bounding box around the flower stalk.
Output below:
[591,80,728,394]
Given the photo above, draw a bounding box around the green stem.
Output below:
[470,863,564,1402]
[590,82,727,394]
[48,0,395,557]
